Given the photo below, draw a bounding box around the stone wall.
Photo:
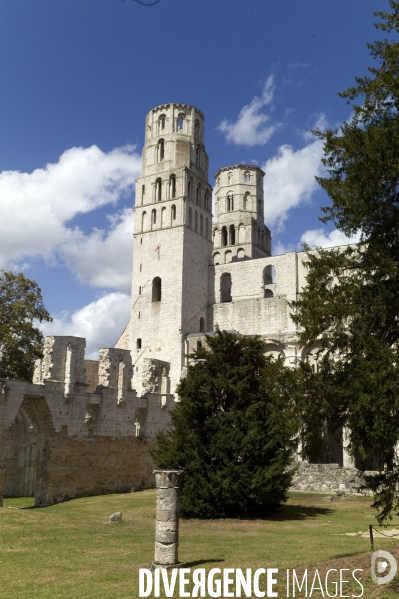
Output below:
[290,463,365,494]
[0,336,174,507]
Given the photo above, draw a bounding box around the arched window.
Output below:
[178,114,185,131]
[227,172,232,184]
[196,184,201,206]
[199,317,205,332]
[188,207,192,228]
[161,206,166,227]
[141,185,145,205]
[151,209,156,228]
[195,210,198,232]
[229,225,235,245]
[200,214,203,235]
[213,227,218,244]
[264,290,274,299]
[157,139,165,162]
[243,170,250,182]
[171,204,176,223]
[227,194,234,212]
[169,175,176,199]
[244,191,250,210]
[155,178,162,202]
[213,252,220,265]
[205,218,209,239]
[264,265,276,285]
[225,250,232,264]
[188,177,193,201]
[141,211,147,232]
[221,226,228,247]
[195,120,200,138]
[237,248,245,261]
[196,146,200,166]
[221,273,232,302]
[158,114,166,132]
[152,277,162,302]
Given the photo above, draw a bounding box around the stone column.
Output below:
[343,427,356,469]
[151,470,184,570]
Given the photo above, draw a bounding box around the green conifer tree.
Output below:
[151,330,296,518]
[291,1,399,521]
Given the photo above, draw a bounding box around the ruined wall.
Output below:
[0,336,174,507]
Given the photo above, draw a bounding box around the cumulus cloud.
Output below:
[262,138,325,231]
[0,145,141,279]
[300,228,361,249]
[40,292,130,359]
[217,76,282,146]
[60,208,134,293]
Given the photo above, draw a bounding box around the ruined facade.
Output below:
[0,103,358,506]
[0,336,173,506]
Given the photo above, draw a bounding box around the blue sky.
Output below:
[0,0,391,357]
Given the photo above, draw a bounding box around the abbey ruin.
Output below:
[0,103,360,507]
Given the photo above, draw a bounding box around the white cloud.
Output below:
[40,292,130,359]
[60,208,134,293]
[217,76,282,146]
[300,228,361,249]
[262,138,325,231]
[0,145,141,278]
[302,112,329,141]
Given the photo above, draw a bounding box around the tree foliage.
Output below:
[151,330,297,518]
[0,271,52,381]
[291,1,399,521]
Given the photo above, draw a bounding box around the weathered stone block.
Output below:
[154,542,178,565]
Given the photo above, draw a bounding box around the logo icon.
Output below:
[371,550,397,585]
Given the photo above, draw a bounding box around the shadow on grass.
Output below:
[184,559,225,567]
[271,504,333,521]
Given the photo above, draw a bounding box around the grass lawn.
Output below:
[1,491,399,598]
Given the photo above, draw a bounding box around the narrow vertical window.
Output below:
[200,214,203,235]
[221,226,228,247]
[158,139,165,162]
[159,114,166,132]
[141,184,145,204]
[205,218,209,239]
[229,224,235,245]
[155,178,162,202]
[169,175,176,199]
[178,114,185,130]
[196,185,200,206]
[196,146,200,166]
[141,211,147,232]
[188,207,192,228]
[195,210,198,232]
[199,317,205,333]
[152,277,162,302]
[136,338,142,350]
[171,204,176,223]
[151,209,156,228]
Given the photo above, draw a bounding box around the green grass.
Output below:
[1,491,399,598]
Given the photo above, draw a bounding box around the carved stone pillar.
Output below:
[151,470,184,570]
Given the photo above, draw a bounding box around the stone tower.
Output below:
[212,164,271,265]
[130,103,213,395]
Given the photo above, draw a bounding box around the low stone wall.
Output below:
[290,463,365,494]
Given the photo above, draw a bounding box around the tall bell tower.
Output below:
[212,164,271,264]
[130,103,213,395]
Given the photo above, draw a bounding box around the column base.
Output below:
[149,562,186,571]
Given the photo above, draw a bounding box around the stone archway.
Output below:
[3,407,39,497]
[2,396,54,506]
